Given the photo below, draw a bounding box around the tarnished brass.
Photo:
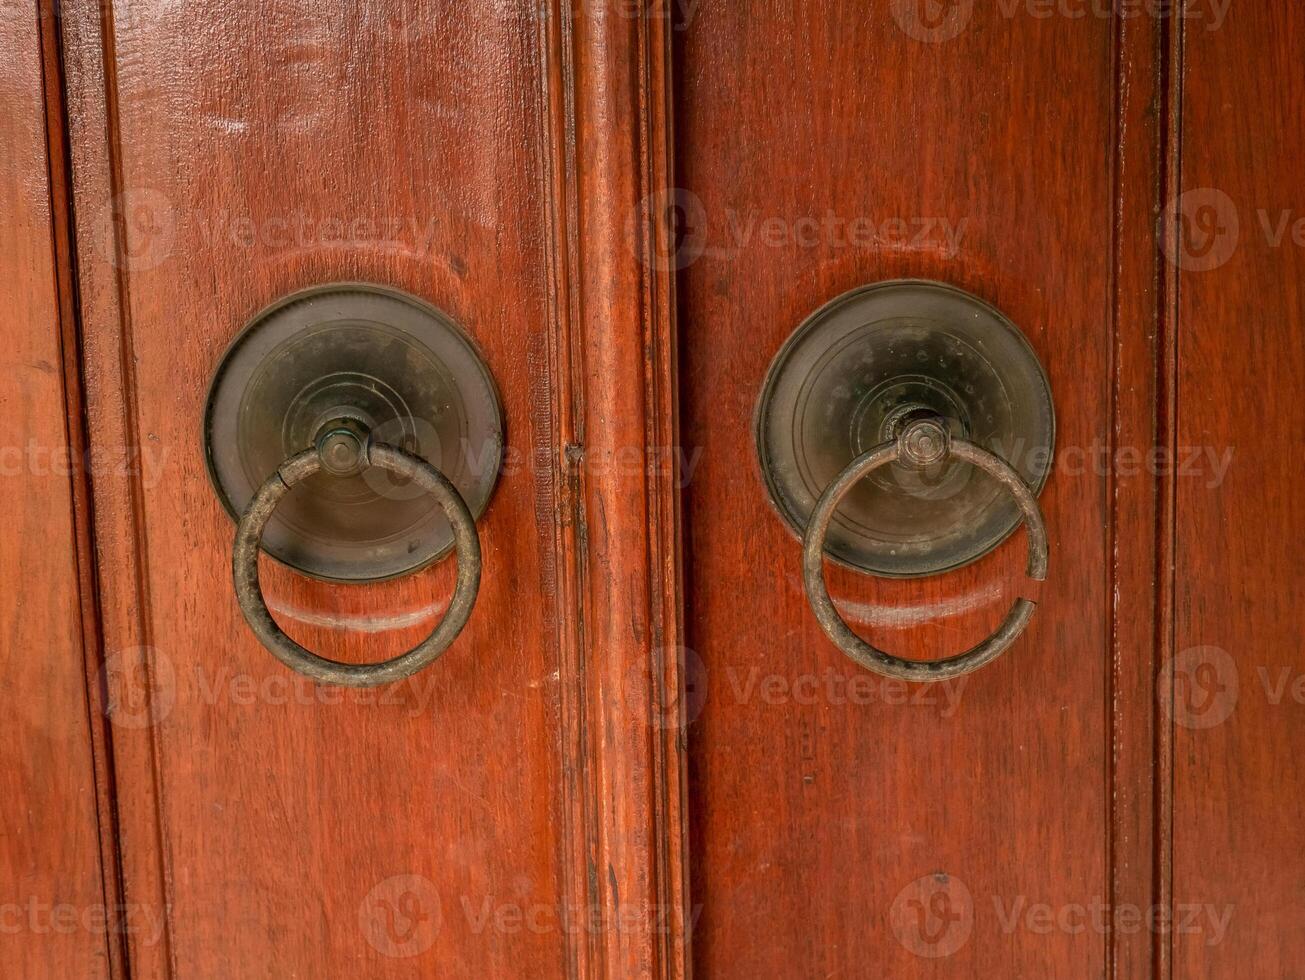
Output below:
[755,280,1054,578]
[204,283,503,582]
[801,417,1048,681]
[232,432,482,687]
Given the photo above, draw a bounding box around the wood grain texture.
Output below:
[57,3,176,975]
[30,0,1299,974]
[551,1,691,977]
[675,4,1130,976]
[1155,10,1186,979]
[512,1,691,976]
[1107,7,1169,978]
[1172,3,1305,974]
[61,0,570,975]
[56,0,688,976]
[0,3,111,977]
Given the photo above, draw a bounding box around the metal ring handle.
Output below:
[233,439,482,687]
[801,418,1048,682]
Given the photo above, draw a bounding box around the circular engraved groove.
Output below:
[205,283,503,582]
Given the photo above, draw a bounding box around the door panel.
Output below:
[677,6,1118,975]
[61,2,573,975]
[1173,4,1305,973]
[0,6,110,977]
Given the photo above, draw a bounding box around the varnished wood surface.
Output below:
[16,0,1302,976]
[60,1,589,975]
[0,5,110,977]
[56,0,689,976]
[562,3,691,977]
[1172,3,1305,974]
[676,5,1138,976]
[1109,8,1168,977]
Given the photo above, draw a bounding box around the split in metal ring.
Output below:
[801,418,1048,682]
[233,436,482,687]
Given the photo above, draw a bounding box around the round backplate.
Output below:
[755,280,1054,578]
[204,283,503,583]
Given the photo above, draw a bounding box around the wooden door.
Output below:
[673,2,1302,978]
[1171,5,1305,975]
[676,4,1129,975]
[5,1,1302,978]
[30,1,684,977]
[1,6,114,976]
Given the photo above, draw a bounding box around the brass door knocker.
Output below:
[756,280,1054,681]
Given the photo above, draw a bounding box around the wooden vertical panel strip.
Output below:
[54,1,174,977]
[0,2,110,977]
[641,9,691,977]
[1106,5,1167,978]
[36,0,129,975]
[535,0,594,975]
[1172,3,1305,973]
[1155,8,1186,980]
[546,1,689,976]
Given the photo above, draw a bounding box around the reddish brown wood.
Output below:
[55,0,687,976]
[58,3,178,975]
[1154,10,1186,980]
[61,1,572,975]
[1171,4,1305,974]
[674,5,1141,976]
[0,5,111,977]
[544,2,689,977]
[19,0,1299,975]
[554,0,690,974]
[1107,7,1169,978]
